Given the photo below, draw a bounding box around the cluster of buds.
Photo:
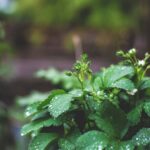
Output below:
[117,48,150,81]
[117,48,150,67]
[116,48,136,58]
[66,54,92,87]
[129,48,136,55]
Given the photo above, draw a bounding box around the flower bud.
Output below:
[129,48,136,55]
[116,50,124,57]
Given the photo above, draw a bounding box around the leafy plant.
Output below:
[21,49,150,150]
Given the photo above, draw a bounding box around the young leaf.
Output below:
[21,118,62,136]
[132,128,150,146]
[29,133,58,150]
[76,131,109,150]
[48,94,74,118]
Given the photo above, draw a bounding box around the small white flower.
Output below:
[138,60,145,66]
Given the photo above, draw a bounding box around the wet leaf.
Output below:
[48,94,74,118]
[76,131,109,150]
[132,128,150,146]
[29,133,57,150]
[21,118,62,136]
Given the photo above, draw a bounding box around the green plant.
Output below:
[21,49,150,150]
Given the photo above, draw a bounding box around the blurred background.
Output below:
[0,0,150,149]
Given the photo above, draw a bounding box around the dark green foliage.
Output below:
[90,101,128,138]
[22,49,150,149]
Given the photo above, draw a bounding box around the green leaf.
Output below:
[132,128,150,146]
[48,94,74,118]
[21,118,62,136]
[76,131,109,150]
[92,101,128,138]
[144,101,150,117]
[140,77,150,90]
[127,104,143,126]
[29,133,57,150]
[110,78,135,91]
[103,65,134,87]
[94,65,134,90]
[38,89,65,110]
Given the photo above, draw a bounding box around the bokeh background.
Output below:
[0,0,150,149]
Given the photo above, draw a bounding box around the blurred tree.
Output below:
[13,0,138,30]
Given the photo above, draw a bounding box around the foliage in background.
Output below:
[36,68,80,90]
[0,23,12,77]
[21,49,150,150]
[13,0,138,30]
